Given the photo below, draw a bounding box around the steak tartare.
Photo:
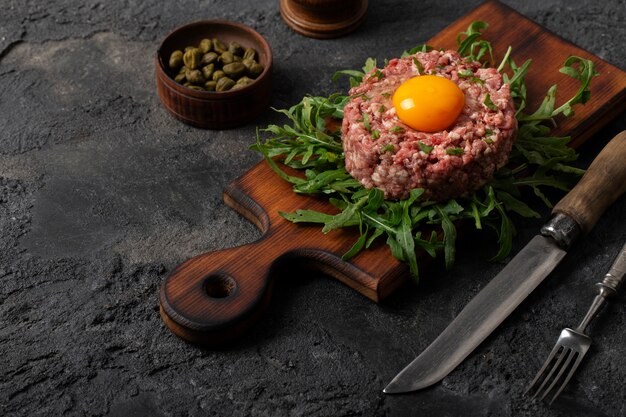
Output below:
[341,49,517,201]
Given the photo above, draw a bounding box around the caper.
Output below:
[216,77,236,92]
[219,51,235,65]
[228,41,244,56]
[212,70,225,81]
[233,55,242,63]
[184,46,195,52]
[232,76,254,90]
[199,38,212,54]
[186,69,205,85]
[204,80,217,91]
[201,63,215,80]
[243,47,257,61]
[188,85,205,91]
[179,65,188,74]
[200,52,218,66]
[236,76,254,86]
[212,38,226,54]
[169,50,183,70]
[174,73,186,83]
[183,48,203,70]
[222,62,246,78]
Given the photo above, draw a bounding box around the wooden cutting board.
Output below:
[160,0,626,346]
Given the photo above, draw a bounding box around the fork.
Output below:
[525,241,626,404]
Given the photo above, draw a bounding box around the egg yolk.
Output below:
[392,75,465,132]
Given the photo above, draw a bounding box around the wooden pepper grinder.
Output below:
[279,0,368,39]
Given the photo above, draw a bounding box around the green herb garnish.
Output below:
[363,113,371,132]
[372,130,381,140]
[413,57,425,75]
[371,69,384,81]
[418,141,433,154]
[458,69,485,84]
[457,21,494,65]
[483,93,498,110]
[253,21,597,282]
[446,147,464,155]
[381,144,395,153]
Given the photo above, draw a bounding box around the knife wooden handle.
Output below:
[553,131,626,235]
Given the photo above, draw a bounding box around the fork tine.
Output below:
[532,346,569,400]
[547,351,584,405]
[524,344,562,397]
[539,348,576,402]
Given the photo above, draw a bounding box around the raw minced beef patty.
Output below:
[341,49,517,201]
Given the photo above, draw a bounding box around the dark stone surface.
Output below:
[1,1,624,416]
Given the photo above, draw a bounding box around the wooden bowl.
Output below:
[155,20,273,129]
[279,0,368,39]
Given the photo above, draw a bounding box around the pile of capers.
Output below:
[168,38,264,92]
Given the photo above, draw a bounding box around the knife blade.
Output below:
[384,130,626,394]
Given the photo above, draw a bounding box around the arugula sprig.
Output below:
[253,21,598,283]
[457,21,494,65]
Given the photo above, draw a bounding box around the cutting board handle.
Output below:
[159,235,281,347]
[159,178,391,346]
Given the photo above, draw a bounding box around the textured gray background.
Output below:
[1,1,625,416]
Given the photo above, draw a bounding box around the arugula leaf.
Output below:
[280,209,334,224]
[517,56,598,123]
[342,226,369,261]
[401,44,433,57]
[457,21,493,64]
[435,206,457,270]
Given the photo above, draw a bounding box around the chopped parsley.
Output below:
[372,130,381,140]
[418,141,433,154]
[457,69,484,84]
[381,92,392,98]
[381,144,395,153]
[389,126,405,134]
[362,113,371,132]
[446,147,464,155]
[413,57,425,75]
[379,104,387,113]
[350,92,370,101]
[370,69,384,81]
[483,94,498,110]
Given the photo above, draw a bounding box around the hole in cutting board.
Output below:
[203,274,237,298]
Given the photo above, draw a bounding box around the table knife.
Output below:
[384,130,626,394]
